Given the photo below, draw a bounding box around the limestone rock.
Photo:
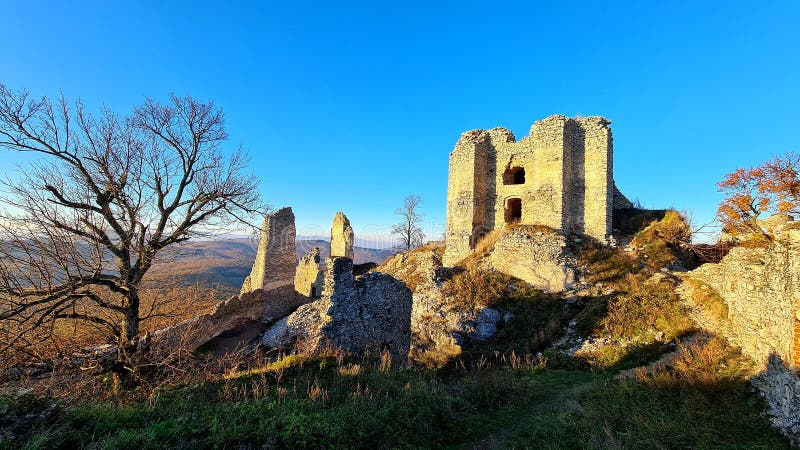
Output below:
[751,355,800,447]
[148,285,308,353]
[330,212,354,259]
[294,247,323,298]
[378,246,506,362]
[487,227,576,293]
[241,207,297,295]
[262,257,413,364]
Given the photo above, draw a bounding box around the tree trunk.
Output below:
[114,290,140,388]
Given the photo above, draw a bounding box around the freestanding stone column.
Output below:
[240,207,297,294]
[330,212,355,259]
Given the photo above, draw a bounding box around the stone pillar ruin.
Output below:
[294,247,324,298]
[240,207,297,295]
[330,211,355,259]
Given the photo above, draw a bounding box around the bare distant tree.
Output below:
[0,85,263,378]
[392,195,425,251]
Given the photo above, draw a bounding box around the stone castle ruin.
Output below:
[241,207,297,295]
[443,114,631,266]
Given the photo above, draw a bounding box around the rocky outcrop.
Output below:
[378,246,506,363]
[262,257,413,364]
[330,212,355,259]
[683,230,800,366]
[751,355,800,447]
[294,247,323,298]
[241,207,297,295]
[487,227,576,293]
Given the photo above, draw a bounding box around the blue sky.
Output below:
[1,1,798,246]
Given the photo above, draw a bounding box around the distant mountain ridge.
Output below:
[144,238,395,293]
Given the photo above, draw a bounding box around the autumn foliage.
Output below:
[717,153,800,238]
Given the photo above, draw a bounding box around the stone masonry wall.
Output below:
[681,228,800,444]
[443,130,491,265]
[686,233,800,366]
[294,247,324,297]
[241,207,297,294]
[443,114,617,266]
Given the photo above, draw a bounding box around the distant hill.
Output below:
[144,238,395,294]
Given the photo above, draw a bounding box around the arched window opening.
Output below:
[503,166,526,185]
[505,198,522,224]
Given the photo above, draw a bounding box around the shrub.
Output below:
[631,210,692,270]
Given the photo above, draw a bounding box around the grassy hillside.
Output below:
[0,211,789,448]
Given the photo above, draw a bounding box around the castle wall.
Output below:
[579,117,613,242]
[443,131,491,265]
[680,228,800,444]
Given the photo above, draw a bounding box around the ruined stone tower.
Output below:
[443,115,630,266]
[240,207,297,294]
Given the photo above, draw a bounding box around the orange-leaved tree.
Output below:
[717,153,800,239]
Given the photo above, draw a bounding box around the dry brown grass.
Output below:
[373,243,445,292]
[630,210,691,270]
[641,335,755,387]
[1,285,224,375]
[578,246,638,287]
[685,279,729,320]
[600,274,693,341]
[441,269,513,309]
[455,230,502,270]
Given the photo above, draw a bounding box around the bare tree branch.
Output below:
[0,85,265,375]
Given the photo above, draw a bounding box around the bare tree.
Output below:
[392,195,425,251]
[0,85,263,378]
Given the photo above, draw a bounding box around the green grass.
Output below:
[2,336,789,450]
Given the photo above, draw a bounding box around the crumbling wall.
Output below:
[443,130,491,266]
[378,246,509,363]
[685,232,800,366]
[263,257,413,364]
[295,247,323,297]
[146,286,308,353]
[330,212,355,259]
[680,227,800,444]
[241,207,297,294]
[578,117,613,242]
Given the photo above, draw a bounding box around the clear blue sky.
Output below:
[2,1,798,246]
